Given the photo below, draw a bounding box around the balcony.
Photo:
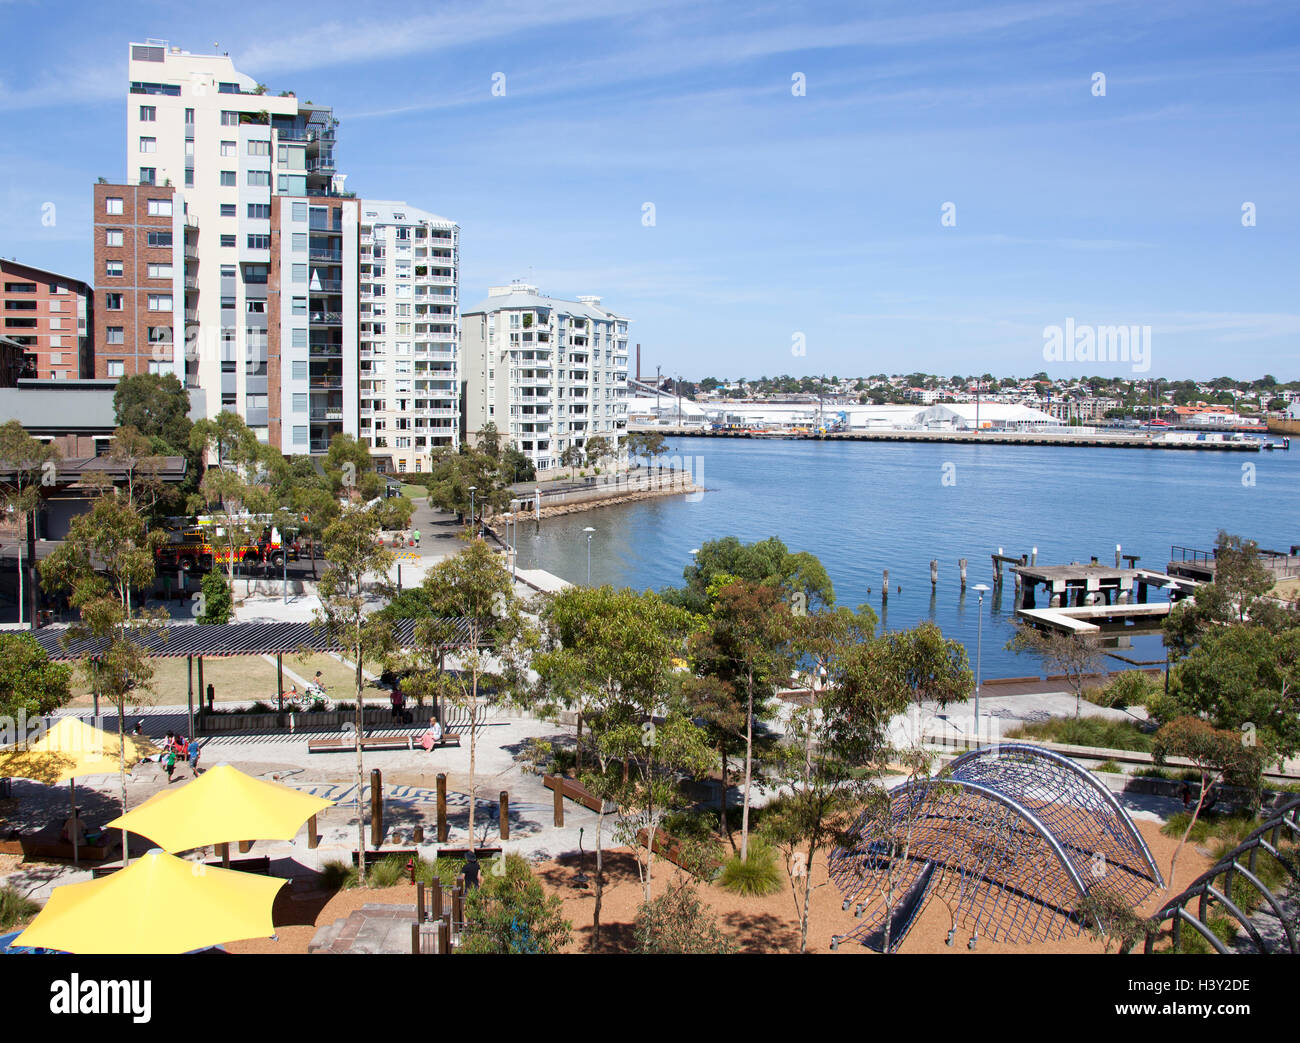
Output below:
[309,311,342,326]
[309,248,343,262]
[310,280,343,293]
[309,377,343,390]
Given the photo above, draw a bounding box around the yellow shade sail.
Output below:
[105,763,333,853]
[14,848,284,954]
[0,717,159,785]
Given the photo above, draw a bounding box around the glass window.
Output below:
[105,197,123,215]
[139,136,156,153]
[220,234,237,248]
[247,234,271,250]
[291,202,307,222]
[105,293,122,310]
[291,360,307,380]
[146,231,172,247]
[292,393,308,412]
[220,111,239,126]
[291,296,307,315]
[106,327,124,344]
[147,294,173,312]
[147,263,173,279]
[292,264,307,282]
[220,170,236,186]
[292,328,307,348]
[139,105,156,121]
[293,426,308,447]
[106,229,124,247]
[107,360,125,376]
[139,167,156,184]
[147,198,172,216]
[105,260,123,277]
[292,232,307,252]
[247,203,271,219]
[247,140,270,156]
[246,170,270,187]
[220,203,237,217]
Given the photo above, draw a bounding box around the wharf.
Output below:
[632,426,1261,451]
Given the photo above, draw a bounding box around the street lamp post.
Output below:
[972,583,990,744]
[583,526,595,585]
[468,485,477,535]
[279,508,291,604]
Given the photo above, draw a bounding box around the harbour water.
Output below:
[512,438,1300,677]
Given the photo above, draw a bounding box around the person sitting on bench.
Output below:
[420,716,443,752]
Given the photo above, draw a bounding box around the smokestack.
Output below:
[636,343,641,383]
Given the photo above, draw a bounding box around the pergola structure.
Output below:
[829,744,1163,952]
[32,619,481,737]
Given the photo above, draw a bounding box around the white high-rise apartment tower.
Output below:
[111,41,459,464]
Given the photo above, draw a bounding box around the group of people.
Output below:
[133,725,200,783]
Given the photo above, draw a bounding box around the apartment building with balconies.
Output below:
[357,201,460,474]
[114,40,354,446]
[461,283,630,472]
[1,260,94,380]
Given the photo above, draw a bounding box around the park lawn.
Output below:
[399,484,427,500]
[64,651,390,709]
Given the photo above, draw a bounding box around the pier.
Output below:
[632,425,1263,451]
[1166,545,1300,584]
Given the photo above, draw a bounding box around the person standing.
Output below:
[413,527,421,548]
[188,737,201,776]
[164,747,177,783]
[463,850,481,890]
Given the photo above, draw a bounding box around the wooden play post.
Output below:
[370,768,383,848]
[218,842,230,867]
[499,791,509,840]
[307,813,319,849]
[238,840,252,854]
[437,918,450,954]
[430,878,443,920]
[553,782,564,827]
[436,773,448,842]
[416,881,425,923]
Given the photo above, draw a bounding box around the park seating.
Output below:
[307,731,460,753]
[543,774,609,814]
[636,828,723,878]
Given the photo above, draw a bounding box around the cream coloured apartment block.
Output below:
[460,283,629,472]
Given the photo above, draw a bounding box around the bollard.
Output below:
[1115,543,1122,568]
[1031,546,1038,566]
[370,768,383,849]
[452,882,464,932]
[437,918,450,954]
[218,842,230,868]
[307,813,319,850]
[553,781,565,827]
[430,878,443,920]
[930,560,938,588]
[436,773,448,843]
[416,881,425,922]
[413,825,424,844]
[411,922,421,955]
[499,790,509,840]
[959,558,967,590]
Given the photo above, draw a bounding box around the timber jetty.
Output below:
[634,426,1262,451]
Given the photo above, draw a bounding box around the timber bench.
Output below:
[307,732,462,754]
[543,774,610,813]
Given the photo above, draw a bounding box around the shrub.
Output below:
[319,860,358,891]
[1093,760,1123,774]
[634,883,737,953]
[457,854,570,953]
[1090,670,1158,710]
[718,839,782,897]
[197,571,233,625]
[0,886,39,930]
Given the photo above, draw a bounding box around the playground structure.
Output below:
[1128,796,1299,954]
[828,745,1163,952]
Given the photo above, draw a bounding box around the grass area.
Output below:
[399,484,427,500]
[1160,811,1259,847]
[1006,716,1153,752]
[1093,760,1124,774]
[0,886,38,931]
[65,651,391,709]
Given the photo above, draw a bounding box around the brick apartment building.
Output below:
[91,182,184,379]
[0,259,94,379]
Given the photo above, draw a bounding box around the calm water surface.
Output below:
[513,438,1300,676]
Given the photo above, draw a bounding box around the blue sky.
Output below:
[2,0,1296,381]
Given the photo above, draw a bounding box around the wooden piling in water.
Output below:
[882,569,889,602]
[930,560,938,588]
[959,558,967,590]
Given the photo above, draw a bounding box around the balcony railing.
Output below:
[310,280,343,293]
[309,311,342,325]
